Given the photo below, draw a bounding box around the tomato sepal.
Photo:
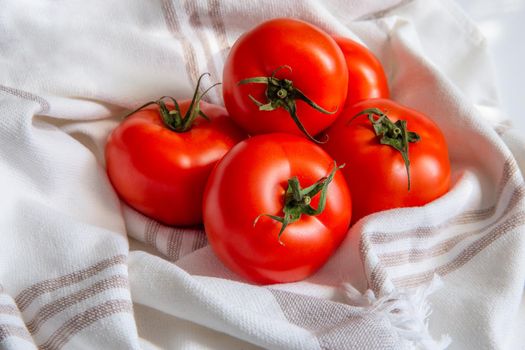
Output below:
[352,108,421,190]
[238,66,336,143]
[122,73,219,132]
[254,162,344,244]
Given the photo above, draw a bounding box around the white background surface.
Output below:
[455,0,525,132]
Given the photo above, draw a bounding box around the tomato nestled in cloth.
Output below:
[106,75,247,226]
[223,18,348,142]
[203,133,352,284]
[322,99,451,224]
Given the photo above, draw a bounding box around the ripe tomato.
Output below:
[333,36,390,106]
[333,36,390,108]
[203,133,352,284]
[322,99,450,224]
[223,18,348,142]
[105,79,247,226]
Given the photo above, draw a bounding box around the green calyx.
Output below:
[353,108,421,191]
[238,65,336,143]
[255,162,344,245]
[123,73,220,132]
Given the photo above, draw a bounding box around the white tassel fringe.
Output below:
[343,276,451,350]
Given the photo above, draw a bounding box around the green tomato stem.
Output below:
[238,65,337,143]
[352,108,421,191]
[122,73,219,133]
[254,162,344,244]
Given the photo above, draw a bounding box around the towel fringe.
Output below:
[343,275,451,350]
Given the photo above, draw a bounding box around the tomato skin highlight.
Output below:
[105,101,247,226]
[322,99,451,224]
[203,133,352,284]
[333,36,390,108]
[223,18,348,137]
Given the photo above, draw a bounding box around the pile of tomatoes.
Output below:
[105,18,451,284]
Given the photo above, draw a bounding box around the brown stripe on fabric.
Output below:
[184,0,220,101]
[145,220,161,247]
[0,85,50,114]
[359,234,389,295]
[501,156,520,190]
[208,0,229,53]
[358,234,371,278]
[393,211,525,289]
[208,0,230,104]
[449,205,496,225]
[379,185,525,267]
[356,0,416,21]
[0,324,34,344]
[143,219,152,243]
[152,221,161,248]
[449,156,518,226]
[368,158,519,245]
[26,275,129,335]
[368,265,389,296]
[15,255,126,312]
[166,228,185,261]
[358,231,370,265]
[270,289,399,350]
[191,231,208,252]
[380,233,473,267]
[38,299,133,350]
[0,304,20,316]
[161,0,200,87]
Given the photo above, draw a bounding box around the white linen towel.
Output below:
[1,0,524,349]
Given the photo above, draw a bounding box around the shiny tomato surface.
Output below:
[322,99,450,223]
[203,133,352,284]
[106,101,246,226]
[333,36,390,107]
[223,18,348,138]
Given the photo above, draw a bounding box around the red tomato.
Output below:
[333,36,390,108]
[203,133,352,284]
[223,18,348,142]
[322,99,450,224]
[105,99,247,226]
